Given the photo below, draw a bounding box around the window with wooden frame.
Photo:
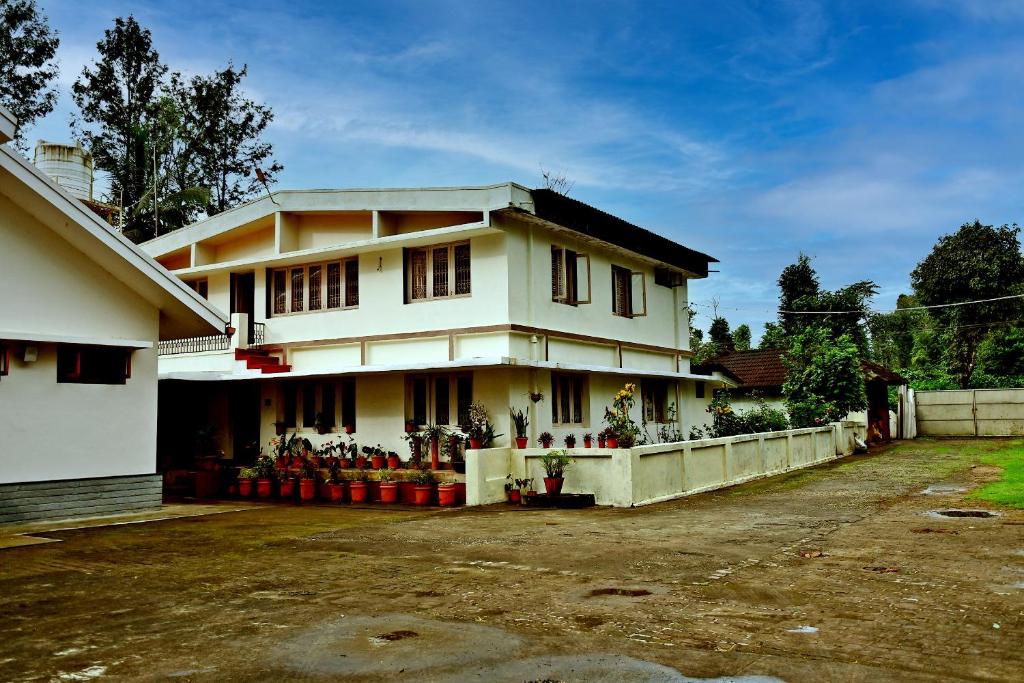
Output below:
[611,265,647,317]
[551,245,591,305]
[551,372,586,425]
[186,278,209,299]
[56,346,131,384]
[285,381,349,432]
[405,241,471,302]
[271,258,358,316]
[642,379,670,423]
[406,373,472,426]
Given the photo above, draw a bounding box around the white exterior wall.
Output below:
[0,194,160,484]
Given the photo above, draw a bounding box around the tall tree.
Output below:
[733,324,752,351]
[71,15,167,242]
[759,322,786,349]
[783,327,866,427]
[0,0,59,152]
[868,293,926,371]
[171,64,281,217]
[777,252,820,338]
[708,316,734,355]
[911,221,1024,388]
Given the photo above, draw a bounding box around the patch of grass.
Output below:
[969,441,1024,509]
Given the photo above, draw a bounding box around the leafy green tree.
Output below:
[0,0,59,151]
[976,326,1024,378]
[170,63,281,216]
[733,324,752,351]
[778,252,820,338]
[708,316,734,353]
[71,15,167,242]
[910,221,1024,388]
[783,327,866,427]
[759,322,786,349]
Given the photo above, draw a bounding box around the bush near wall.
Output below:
[689,392,789,440]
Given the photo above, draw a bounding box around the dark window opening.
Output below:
[57,346,131,384]
[434,376,450,425]
[341,379,356,431]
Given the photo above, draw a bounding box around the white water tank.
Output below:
[33,141,94,201]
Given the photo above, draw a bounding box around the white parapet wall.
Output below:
[465,422,859,508]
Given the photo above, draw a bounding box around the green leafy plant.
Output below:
[539,450,573,478]
[509,407,529,438]
[238,467,257,480]
[604,383,640,447]
[378,468,396,483]
[783,327,866,427]
[538,431,554,446]
[411,468,435,485]
[253,454,276,480]
[563,433,576,447]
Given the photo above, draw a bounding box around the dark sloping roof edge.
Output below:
[693,349,907,389]
[529,188,718,277]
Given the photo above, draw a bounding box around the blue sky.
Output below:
[29,0,1024,340]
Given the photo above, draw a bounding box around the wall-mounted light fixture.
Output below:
[23,346,38,363]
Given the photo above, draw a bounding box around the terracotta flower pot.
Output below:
[468,438,483,450]
[299,479,316,501]
[355,456,367,469]
[515,437,528,449]
[413,484,433,506]
[565,440,576,449]
[387,455,400,469]
[543,476,564,497]
[328,482,344,502]
[379,482,399,504]
[606,437,619,448]
[405,421,416,433]
[509,489,521,504]
[344,425,355,435]
[238,479,254,497]
[371,455,386,470]
[349,481,368,503]
[279,479,296,498]
[430,440,440,470]
[256,478,273,498]
[540,440,553,449]
[339,459,351,469]
[584,438,593,448]
[598,438,606,448]
[437,483,457,507]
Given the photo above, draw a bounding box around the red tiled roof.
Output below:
[697,350,906,389]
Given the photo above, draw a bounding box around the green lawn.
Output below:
[969,440,1024,508]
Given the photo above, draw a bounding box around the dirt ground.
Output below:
[1,438,1022,682]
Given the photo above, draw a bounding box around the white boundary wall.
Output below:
[466,422,861,508]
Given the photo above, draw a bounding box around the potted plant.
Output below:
[423,423,447,470]
[254,454,276,498]
[238,467,256,497]
[326,460,344,502]
[279,470,297,499]
[597,428,607,448]
[403,431,423,466]
[564,433,576,448]
[378,468,398,504]
[370,445,387,470]
[299,460,318,501]
[386,450,401,469]
[505,474,521,504]
[344,424,355,435]
[411,468,434,505]
[604,383,639,448]
[355,445,369,469]
[510,407,529,448]
[405,419,417,434]
[583,432,593,448]
[349,470,369,503]
[437,481,457,507]
[518,477,535,503]
[539,449,572,497]
[538,431,554,448]
[466,401,488,449]
[606,430,619,449]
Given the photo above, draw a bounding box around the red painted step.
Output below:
[260,364,292,374]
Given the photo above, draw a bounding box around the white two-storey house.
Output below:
[142,184,730,465]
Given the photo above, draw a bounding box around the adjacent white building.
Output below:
[143,183,731,465]
[0,106,229,523]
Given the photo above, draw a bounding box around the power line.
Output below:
[692,292,1024,316]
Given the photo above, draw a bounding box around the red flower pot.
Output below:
[344,425,355,435]
[430,440,440,470]
[380,482,398,504]
[565,441,576,449]
[349,481,368,503]
[515,437,528,449]
[437,483,457,507]
[339,459,351,469]
[598,438,606,448]
[606,437,619,448]
[413,484,433,506]
[468,438,483,450]
[509,489,521,504]
[238,479,254,497]
[387,455,400,469]
[279,479,296,499]
[405,421,416,433]
[257,479,273,498]
[543,476,564,497]
[584,438,593,448]
[371,455,386,470]
[328,482,344,502]
[398,481,416,504]
[355,456,367,469]
[540,440,553,449]
[299,479,316,501]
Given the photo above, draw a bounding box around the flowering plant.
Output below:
[467,401,490,440]
[604,383,640,447]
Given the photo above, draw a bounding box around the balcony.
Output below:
[159,321,264,356]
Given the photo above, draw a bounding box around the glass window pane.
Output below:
[572,377,583,423]
[432,247,449,297]
[327,262,341,308]
[273,270,287,314]
[435,377,450,425]
[454,244,471,294]
[345,259,359,307]
[308,265,322,310]
[410,250,427,300]
[291,268,304,312]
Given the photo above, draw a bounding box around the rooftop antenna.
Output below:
[255,167,279,205]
